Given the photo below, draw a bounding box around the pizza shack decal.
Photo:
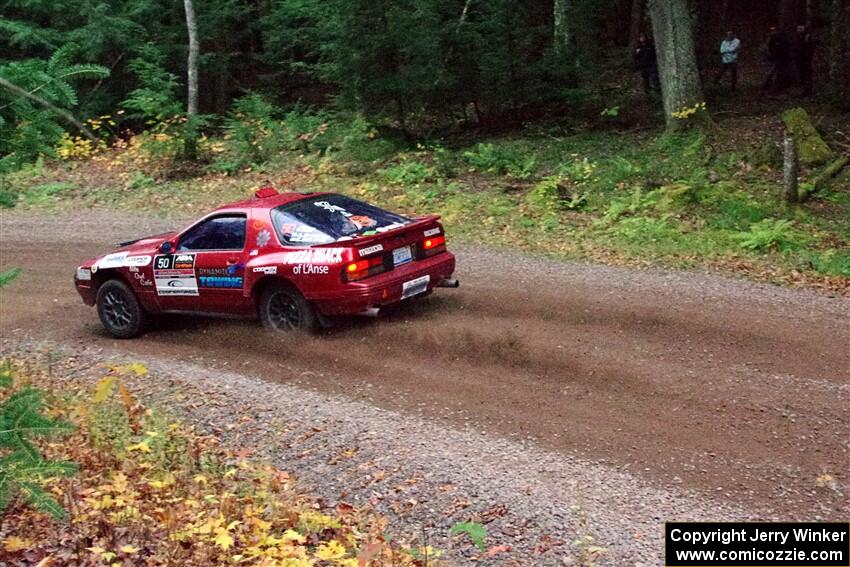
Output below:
[153,254,198,296]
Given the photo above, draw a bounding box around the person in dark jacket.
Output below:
[792,25,816,96]
[634,34,660,94]
[763,26,792,94]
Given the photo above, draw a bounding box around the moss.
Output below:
[780,107,833,165]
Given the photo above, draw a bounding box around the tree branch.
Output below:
[0,75,96,141]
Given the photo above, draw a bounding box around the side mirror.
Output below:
[159,241,174,254]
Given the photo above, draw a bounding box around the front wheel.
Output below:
[259,283,318,333]
[96,279,148,339]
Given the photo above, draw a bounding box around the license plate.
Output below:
[401,275,430,299]
[392,245,412,267]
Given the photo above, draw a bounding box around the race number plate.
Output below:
[401,275,430,299]
[393,245,413,267]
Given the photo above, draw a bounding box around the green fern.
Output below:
[735,219,800,252]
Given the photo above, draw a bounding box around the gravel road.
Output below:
[1,209,848,565]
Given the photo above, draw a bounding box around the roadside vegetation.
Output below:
[3,104,849,291]
[1,354,509,565]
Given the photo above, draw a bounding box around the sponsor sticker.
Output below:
[133,271,153,287]
[96,251,129,270]
[153,254,198,296]
[125,255,152,267]
[253,266,277,275]
[173,254,195,270]
[282,248,344,264]
[76,267,92,281]
[424,227,441,237]
[292,264,329,275]
[358,244,384,257]
[256,229,272,248]
[198,276,243,289]
[154,274,198,296]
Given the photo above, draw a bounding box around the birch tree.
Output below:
[183,0,199,158]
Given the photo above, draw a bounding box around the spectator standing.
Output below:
[763,26,792,94]
[634,34,660,95]
[715,31,742,90]
[792,25,816,96]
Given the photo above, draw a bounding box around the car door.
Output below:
[154,213,250,314]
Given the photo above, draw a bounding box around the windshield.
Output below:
[271,195,409,246]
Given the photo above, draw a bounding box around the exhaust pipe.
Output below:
[437,278,460,288]
[359,307,381,317]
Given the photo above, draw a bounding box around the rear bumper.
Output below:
[310,251,456,316]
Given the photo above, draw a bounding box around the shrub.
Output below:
[0,190,17,209]
[526,176,586,212]
[735,219,801,251]
[463,143,536,179]
[379,159,435,185]
[607,215,680,244]
[21,182,75,206]
[219,93,285,167]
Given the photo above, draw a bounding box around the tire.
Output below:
[259,283,318,333]
[96,279,148,339]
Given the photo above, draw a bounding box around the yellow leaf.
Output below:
[124,363,148,376]
[120,545,139,554]
[126,441,151,453]
[94,376,117,403]
[86,546,106,554]
[314,540,346,561]
[3,536,33,552]
[193,474,208,485]
[283,530,306,544]
[145,431,159,437]
[214,531,234,551]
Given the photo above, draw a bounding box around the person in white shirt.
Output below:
[715,31,741,90]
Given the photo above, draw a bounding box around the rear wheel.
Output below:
[96,279,147,339]
[259,283,318,332]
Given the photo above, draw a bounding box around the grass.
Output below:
[4,115,849,288]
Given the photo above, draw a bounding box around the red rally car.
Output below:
[74,187,458,338]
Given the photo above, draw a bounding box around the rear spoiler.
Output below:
[311,215,442,248]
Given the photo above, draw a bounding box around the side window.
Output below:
[178,215,246,251]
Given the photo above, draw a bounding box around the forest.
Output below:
[1,0,849,283]
[1,2,850,565]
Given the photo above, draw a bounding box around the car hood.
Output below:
[79,231,177,269]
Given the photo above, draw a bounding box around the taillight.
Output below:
[423,235,445,250]
[343,256,386,282]
[418,234,446,258]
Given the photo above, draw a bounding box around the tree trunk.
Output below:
[183,0,199,159]
[806,0,817,26]
[647,0,709,131]
[779,0,799,32]
[783,133,799,204]
[628,0,644,52]
[184,0,199,117]
[554,0,580,78]
[829,0,849,99]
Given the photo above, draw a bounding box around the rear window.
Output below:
[271,195,409,246]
